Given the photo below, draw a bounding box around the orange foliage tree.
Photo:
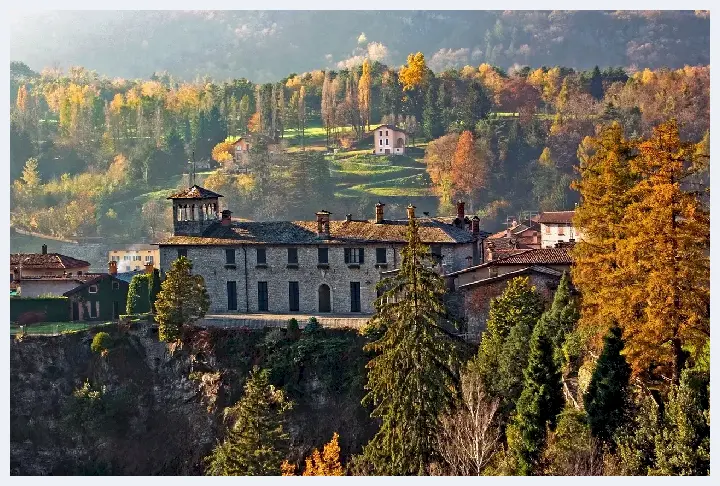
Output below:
[451,130,490,212]
[302,432,343,476]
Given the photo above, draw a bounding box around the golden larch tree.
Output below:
[301,432,343,476]
[399,52,429,92]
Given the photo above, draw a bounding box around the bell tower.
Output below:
[167,184,224,236]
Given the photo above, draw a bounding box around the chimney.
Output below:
[345,214,352,222]
[316,210,331,237]
[487,241,495,261]
[406,204,416,220]
[221,210,233,226]
[456,201,465,221]
[471,216,480,235]
[145,262,154,274]
[108,260,118,276]
[375,202,385,224]
[41,244,47,255]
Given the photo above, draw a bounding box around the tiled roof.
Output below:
[64,274,128,296]
[167,185,223,200]
[537,211,575,224]
[488,220,540,239]
[457,265,564,290]
[492,248,573,265]
[10,253,90,270]
[373,124,407,134]
[115,271,145,283]
[159,218,476,246]
[110,244,159,252]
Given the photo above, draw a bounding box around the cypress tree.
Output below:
[357,213,461,475]
[473,276,544,413]
[589,66,604,100]
[506,319,564,475]
[205,367,293,476]
[537,272,579,363]
[584,325,631,446]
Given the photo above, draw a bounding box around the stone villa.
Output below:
[158,185,486,316]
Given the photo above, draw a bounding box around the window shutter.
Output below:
[344,248,350,263]
[359,248,364,263]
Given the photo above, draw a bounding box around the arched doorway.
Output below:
[318,284,331,313]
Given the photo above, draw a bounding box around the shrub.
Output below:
[304,317,321,334]
[287,318,300,340]
[91,332,112,355]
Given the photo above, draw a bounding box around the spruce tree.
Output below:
[473,276,544,413]
[205,367,293,476]
[536,272,579,364]
[506,319,564,475]
[358,214,461,475]
[584,325,631,446]
[154,256,210,342]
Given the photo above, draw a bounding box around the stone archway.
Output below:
[318,284,331,313]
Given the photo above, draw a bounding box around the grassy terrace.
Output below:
[11,321,114,336]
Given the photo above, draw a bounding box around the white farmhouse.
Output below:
[373,124,407,155]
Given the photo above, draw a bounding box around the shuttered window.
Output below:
[258,282,268,311]
[350,282,361,312]
[289,281,299,312]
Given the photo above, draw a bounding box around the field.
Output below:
[10,321,114,336]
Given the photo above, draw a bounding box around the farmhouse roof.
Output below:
[10,253,90,270]
[536,211,576,224]
[110,244,159,252]
[63,273,128,296]
[446,247,573,277]
[167,184,223,200]
[159,218,476,246]
[457,265,564,290]
[373,124,407,134]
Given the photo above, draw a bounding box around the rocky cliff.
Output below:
[10,323,375,475]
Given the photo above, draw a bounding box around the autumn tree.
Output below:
[154,256,210,343]
[321,70,336,148]
[358,59,372,132]
[301,433,343,476]
[356,214,461,475]
[451,130,490,212]
[424,132,460,209]
[399,52,429,92]
[205,367,293,476]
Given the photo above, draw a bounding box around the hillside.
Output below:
[10,10,709,82]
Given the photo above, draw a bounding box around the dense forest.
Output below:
[10,11,710,82]
[10,51,709,242]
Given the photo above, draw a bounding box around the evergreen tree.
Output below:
[583,325,631,446]
[506,318,564,475]
[473,276,544,413]
[589,66,604,100]
[459,80,492,130]
[205,367,293,476]
[537,272,579,363]
[357,213,462,475]
[422,82,443,139]
[154,256,210,342]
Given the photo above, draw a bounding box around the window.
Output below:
[124,255,130,261]
[177,249,187,259]
[133,255,142,261]
[350,282,361,312]
[376,247,387,265]
[385,138,389,146]
[112,281,120,290]
[88,302,98,319]
[287,248,298,265]
[258,282,268,311]
[344,248,364,265]
[379,138,383,146]
[145,255,154,263]
[431,245,442,262]
[289,281,299,312]
[89,285,98,294]
[544,225,550,234]
[225,249,236,265]
[385,130,389,136]
[111,256,119,262]
[558,224,565,236]
[256,248,266,265]
[318,247,329,265]
[227,281,237,311]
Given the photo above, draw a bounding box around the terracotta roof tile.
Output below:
[537,211,575,224]
[167,184,223,200]
[10,253,90,270]
[159,218,476,246]
[493,248,573,265]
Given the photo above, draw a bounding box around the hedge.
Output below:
[10,297,70,322]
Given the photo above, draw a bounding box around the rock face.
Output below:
[10,323,375,475]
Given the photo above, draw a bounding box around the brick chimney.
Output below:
[108,260,118,276]
[406,204,416,220]
[456,201,465,221]
[316,210,331,237]
[41,244,47,255]
[471,215,480,235]
[221,210,233,226]
[375,202,385,224]
[487,241,495,261]
[145,262,154,274]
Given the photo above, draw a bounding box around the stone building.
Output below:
[373,124,407,155]
[158,186,485,316]
[537,210,582,248]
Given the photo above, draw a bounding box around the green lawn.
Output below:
[11,321,114,336]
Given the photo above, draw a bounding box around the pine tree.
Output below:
[154,256,210,343]
[422,82,443,139]
[506,318,564,475]
[472,276,545,414]
[205,367,293,476]
[358,213,462,475]
[589,66,604,100]
[536,272,579,364]
[583,325,631,446]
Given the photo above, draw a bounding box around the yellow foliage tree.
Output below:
[301,432,343,476]
[398,52,429,91]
